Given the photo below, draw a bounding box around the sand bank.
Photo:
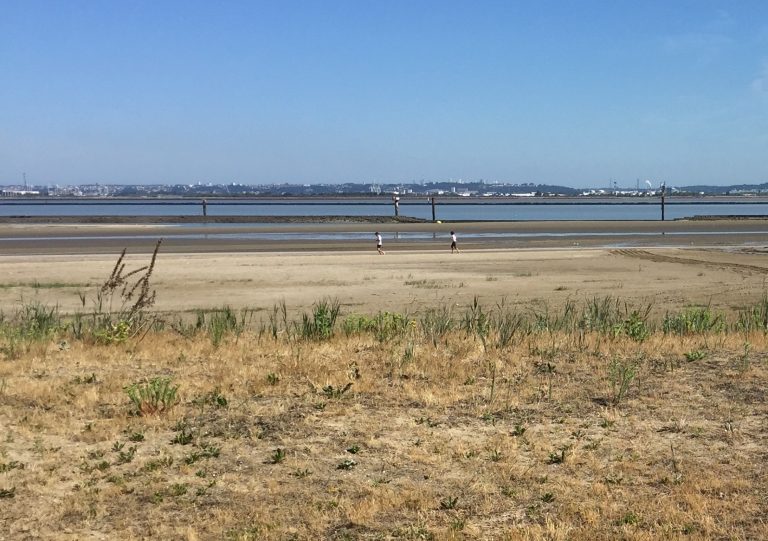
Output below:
[1,218,767,255]
[0,245,766,319]
[1,218,766,317]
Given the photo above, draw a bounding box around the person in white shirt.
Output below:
[375,232,385,255]
[450,231,459,253]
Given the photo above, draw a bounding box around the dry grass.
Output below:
[1,310,767,540]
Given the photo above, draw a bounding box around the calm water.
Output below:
[1,198,768,221]
[2,230,765,243]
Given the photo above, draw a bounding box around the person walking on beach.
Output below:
[375,232,385,255]
[450,231,460,253]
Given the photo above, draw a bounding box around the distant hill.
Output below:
[677,183,768,195]
[111,181,584,197]
[8,181,768,198]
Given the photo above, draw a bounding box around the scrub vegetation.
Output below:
[0,249,767,539]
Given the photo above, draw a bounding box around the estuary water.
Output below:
[1,198,767,221]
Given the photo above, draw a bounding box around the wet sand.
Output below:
[1,218,768,255]
[1,219,767,317]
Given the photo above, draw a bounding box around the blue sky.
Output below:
[1,1,767,187]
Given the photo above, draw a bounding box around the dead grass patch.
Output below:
[1,321,766,539]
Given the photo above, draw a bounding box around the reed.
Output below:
[663,305,725,335]
[297,298,340,341]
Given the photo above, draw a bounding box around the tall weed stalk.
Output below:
[87,241,162,343]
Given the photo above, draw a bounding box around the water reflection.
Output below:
[2,230,765,243]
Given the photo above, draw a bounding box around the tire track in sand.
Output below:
[611,249,768,274]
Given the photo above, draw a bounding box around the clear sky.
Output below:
[1,1,767,188]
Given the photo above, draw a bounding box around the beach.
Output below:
[1,219,767,317]
[1,217,768,253]
[3,221,768,539]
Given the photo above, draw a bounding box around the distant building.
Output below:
[1,189,40,196]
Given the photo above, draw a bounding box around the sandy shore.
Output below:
[1,218,768,255]
[1,246,767,320]
[1,218,766,317]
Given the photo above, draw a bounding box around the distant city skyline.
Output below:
[2,2,768,187]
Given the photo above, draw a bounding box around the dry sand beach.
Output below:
[1,219,767,317]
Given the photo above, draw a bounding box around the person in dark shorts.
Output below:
[375,232,385,255]
[450,231,460,253]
